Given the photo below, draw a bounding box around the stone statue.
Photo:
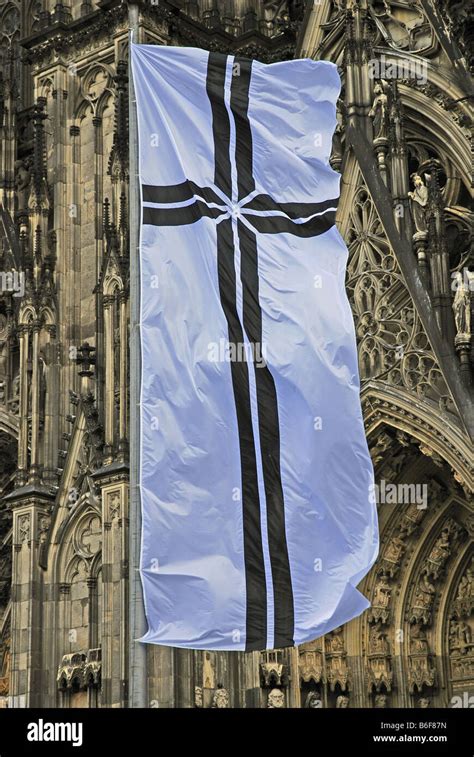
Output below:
[374,574,392,607]
[211,684,229,708]
[450,620,472,652]
[418,697,430,708]
[374,693,388,708]
[304,691,321,708]
[458,621,472,651]
[327,626,345,652]
[414,574,435,608]
[408,173,428,233]
[14,159,31,210]
[428,529,451,563]
[467,565,474,596]
[410,623,429,654]
[385,536,405,564]
[194,686,203,708]
[12,373,20,398]
[452,271,471,337]
[331,97,346,171]
[370,624,389,654]
[14,159,31,193]
[336,694,349,708]
[459,562,474,598]
[267,688,285,708]
[369,80,390,140]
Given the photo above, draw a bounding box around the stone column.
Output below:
[7,488,53,707]
[92,464,129,706]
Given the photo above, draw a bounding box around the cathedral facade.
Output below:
[0,0,472,709]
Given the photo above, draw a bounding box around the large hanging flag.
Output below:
[131,43,379,652]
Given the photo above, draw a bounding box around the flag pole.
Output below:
[128,3,147,708]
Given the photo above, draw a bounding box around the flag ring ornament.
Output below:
[131,44,379,652]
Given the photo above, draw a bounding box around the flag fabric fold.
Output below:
[131,43,379,651]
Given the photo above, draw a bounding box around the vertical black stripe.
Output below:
[230,57,255,201]
[238,222,295,649]
[206,53,232,199]
[231,57,295,647]
[216,219,267,652]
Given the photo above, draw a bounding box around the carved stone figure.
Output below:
[384,536,405,564]
[211,684,229,708]
[450,620,472,652]
[418,697,430,708]
[428,529,451,564]
[414,574,435,608]
[457,576,469,600]
[267,688,285,708]
[326,626,345,653]
[14,159,31,193]
[331,97,346,171]
[408,173,428,233]
[369,80,390,140]
[336,694,349,708]
[37,515,49,545]
[304,691,321,708]
[373,574,392,607]
[410,623,429,654]
[452,271,471,337]
[370,624,390,654]
[374,693,388,708]
[12,373,20,398]
[194,686,203,708]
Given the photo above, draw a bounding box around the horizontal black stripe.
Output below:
[243,194,339,219]
[245,210,336,237]
[143,202,226,227]
[142,181,224,207]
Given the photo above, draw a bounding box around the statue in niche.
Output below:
[410,623,429,654]
[336,695,349,708]
[0,315,8,379]
[373,573,392,607]
[326,626,345,653]
[408,173,428,233]
[456,575,469,600]
[452,271,472,337]
[418,697,430,708]
[13,372,20,398]
[370,624,389,654]
[304,691,321,708]
[384,536,405,564]
[211,684,229,708]
[331,97,346,170]
[14,159,31,209]
[467,565,474,597]
[414,574,435,609]
[374,693,388,708]
[194,686,203,708]
[450,620,472,652]
[267,688,285,708]
[369,80,390,140]
[428,529,451,563]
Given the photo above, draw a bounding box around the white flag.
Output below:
[131,43,379,651]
